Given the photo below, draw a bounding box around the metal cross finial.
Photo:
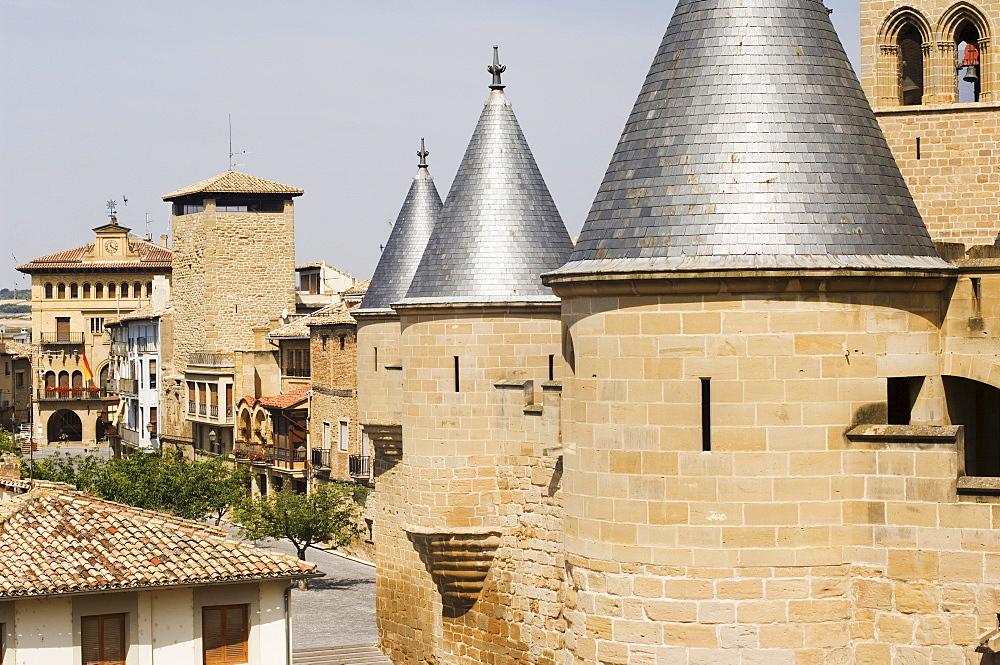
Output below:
[417,138,429,168]
[106,200,118,224]
[488,45,506,90]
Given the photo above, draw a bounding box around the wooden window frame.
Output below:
[202,603,249,665]
[81,612,127,665]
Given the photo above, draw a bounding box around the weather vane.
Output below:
[417,138,429,168]
[488,45,506,90]
[106,200,118,223]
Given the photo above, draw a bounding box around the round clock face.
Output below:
[105,239,119,253]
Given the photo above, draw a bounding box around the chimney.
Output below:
[160,235,170,248]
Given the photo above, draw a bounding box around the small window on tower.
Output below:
[956,23,982,103]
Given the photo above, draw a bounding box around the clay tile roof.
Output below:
[257,386,311,410]
[344,278,371,296]
[162,171,303,200]
[306,301,359,326]
[269,302,358,339]
[0,340,32,359]
[17,238,172,273]
[0,485,318,599]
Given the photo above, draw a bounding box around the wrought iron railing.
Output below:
[350,455,371,477]
[38,388,109,400]
[40,332,84,344]
[188,400,195,414]
[187,351,232,367]
[311,449,331,468]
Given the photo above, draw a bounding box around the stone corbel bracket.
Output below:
[405,524,502,615]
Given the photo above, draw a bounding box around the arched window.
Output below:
[898,24,924,105]
[99,364,110,390]
[120,282,129,298]
[71,371,83,388]
[58,371,69,388]
[44,283,53,299]
[82,282,91,298]
[44,371,55,388]
[69,283,79,298]
[133,282,141,298]
[57,283,66,299]
[956,21,982,102]
[146,281,153,297]
[95,282,104,298]
[107,282,116,298]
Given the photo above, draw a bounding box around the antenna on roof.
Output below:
[145,213,152,240]
[228,113,247,171]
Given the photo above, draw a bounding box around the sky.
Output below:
[0,0,861,292]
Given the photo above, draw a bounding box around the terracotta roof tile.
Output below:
[0,340,32,359]
[343,278,371,296]
[163,171,303,200]
[17,238,172,273]
[257,387,311,410]
[0,485,318,598]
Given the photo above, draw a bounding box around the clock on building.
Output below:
[104,239,119,253]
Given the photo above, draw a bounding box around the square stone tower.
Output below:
[159,171,300,451]
[861,0,1000,244]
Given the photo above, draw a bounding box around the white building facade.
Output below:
[107,311,161,452]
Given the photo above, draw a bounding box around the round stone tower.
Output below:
[544,0,956,661]
[382,49,574,664]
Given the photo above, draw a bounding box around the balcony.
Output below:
[311,448,331,468]
[210,405,219,418]
[119,427,141,448]
[38,388,110,401]
[350,455,371,478]
[188,352,233,367]
[188,400,195,414]
[110,342,128,356]
[199,404,207,416]
[40,332,84,345]
[107,378,138,395]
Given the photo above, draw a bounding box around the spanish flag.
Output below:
[82,349,94,382]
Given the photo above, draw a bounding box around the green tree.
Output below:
[0,426,17,455]
[233,483,365,565]
[184,457,252,525]
[22,452,105,491]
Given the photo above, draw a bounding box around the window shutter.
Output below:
[203,607,224,665]
[102,614,125,665]
[204,604,248,664]
[82,615,101,665]
[82,614,126,665]
[223,605,248,663]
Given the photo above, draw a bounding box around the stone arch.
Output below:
[880,6,933,43]
[48,410,82,442]
[875,7,934,106]
[938,2,993,101]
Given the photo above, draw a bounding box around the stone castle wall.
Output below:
[548,275,1000,662]
[376,305,567,665]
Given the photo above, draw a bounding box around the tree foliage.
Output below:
[22,452,249,522]
[232,483,365,561]
[0,426,18,455]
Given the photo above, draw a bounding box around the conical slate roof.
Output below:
[360,143,443,311]
[403,52,574,303]
[552,0,948,276]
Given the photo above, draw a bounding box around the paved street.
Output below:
[221,526,379,649]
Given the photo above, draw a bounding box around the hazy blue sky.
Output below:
[0,0,861,290]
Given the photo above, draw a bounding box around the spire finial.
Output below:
[417,138,429,168]
[488,45,506,90]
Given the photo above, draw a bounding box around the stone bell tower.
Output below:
[861,0,1000,244]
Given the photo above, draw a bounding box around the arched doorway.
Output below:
[48,410,83,442]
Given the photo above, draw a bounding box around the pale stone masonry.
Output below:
[159,171,300,454]
[862,0,1000,245]
[360,0,1000,663]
